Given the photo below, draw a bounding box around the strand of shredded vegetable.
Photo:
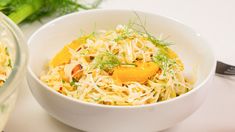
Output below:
[40,24,193,106]
[0,43,12,87]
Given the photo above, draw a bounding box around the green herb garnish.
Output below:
[5,47,9,56]
[133,12,173,47]
[70,81,75,86]
[8,59,12,68]
[70,77,78,87]
[153,51,176,75]
[93,52,120,71]
[114,26,134,42]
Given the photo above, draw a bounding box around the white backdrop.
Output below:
[5,0,235,131]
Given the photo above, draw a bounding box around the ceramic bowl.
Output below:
[27,9,215,132]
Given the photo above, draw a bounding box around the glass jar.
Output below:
[0,12,28,130]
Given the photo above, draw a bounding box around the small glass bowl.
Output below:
[0,13,28,130]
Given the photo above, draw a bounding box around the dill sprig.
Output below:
[113,12,172,47]
[70,77,81,87]
[114,25,134,42]
[153,51,176,76]
[93,52,120,71]
[132,12,173,47]
[124,12,176,74]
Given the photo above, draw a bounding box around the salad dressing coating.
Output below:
[41,25,192,106]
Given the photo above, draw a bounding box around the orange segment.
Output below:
[49,36,87,67]
[112,62,159,83]
[166,48,184,70]
[59,69,68,82]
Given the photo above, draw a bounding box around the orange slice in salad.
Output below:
[112,62,159,84]
[49,36,87,67]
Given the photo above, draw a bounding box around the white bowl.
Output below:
[27,9,216,132]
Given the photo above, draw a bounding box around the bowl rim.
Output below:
[27,9,216,109]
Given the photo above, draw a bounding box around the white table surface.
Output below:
[4,0,235,132]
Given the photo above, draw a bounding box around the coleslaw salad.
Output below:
[40,24,193,106]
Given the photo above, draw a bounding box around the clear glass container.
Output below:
[0,13,28,130]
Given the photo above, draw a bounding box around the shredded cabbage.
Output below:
[0,43,12,87]
[40,25,193,106]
